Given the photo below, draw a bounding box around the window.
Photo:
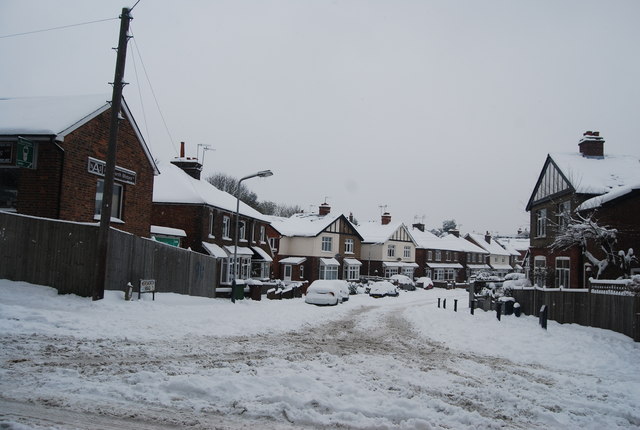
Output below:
[536,208,547,238]
[435,250,442,261]
[300,265,304,279]
[403,246,411,258]
[208,211,215,237]
[433,268,455,281]
[220,257,249,284]
[402,267,414,278]
[321,236,333,252]
[387,244,396,257]
[344,264,360,280]
[269,237,279,253]
[453,252,458,261]
[445,251,451,262]
[345,239,354,254]
[427,251,433,261]
[222,216,230,239]
[557,201,571,230]
[384,266,399,277]
[239,221,246,241]
[320,263,338,280]
[556,257,570,288]
[259,225,266,243]
[534,256,547,287]
[95,180,123,220]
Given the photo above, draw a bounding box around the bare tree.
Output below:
[205,172,301,216]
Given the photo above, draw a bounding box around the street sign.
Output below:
[16,137,35,169]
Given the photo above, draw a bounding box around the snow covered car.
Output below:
[368,281,399,298]
[305,280,346,306]
[416,277,434,290]
[389,274,416,290]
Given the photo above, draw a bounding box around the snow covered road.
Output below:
[1,280,639,429]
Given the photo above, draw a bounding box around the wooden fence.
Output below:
[510,281,640,342]
[0,211,218,298]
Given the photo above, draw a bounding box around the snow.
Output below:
[153,160,269,222]
[2,279,640,429]
[0,94,110,136]
[267,212,344,237]
[466,233,511,256]
[550,152,640,196]
[577,181,640,211]
[150,225,186,237]
[357,221,413,245]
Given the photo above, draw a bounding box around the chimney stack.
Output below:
[484,231,492,244]
[348,212,354,223]
[319,203,331,216]
[412,223,425,232]
[171,141,203,180]
[381,212,391,225]
[449,228,460,238]
[578,131,604,158]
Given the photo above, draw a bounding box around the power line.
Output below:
[0,17,117,39]
[129,27,179,157]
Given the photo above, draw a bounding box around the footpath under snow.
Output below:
[1,279,639,429]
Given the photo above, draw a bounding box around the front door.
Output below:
[284,264,292,281]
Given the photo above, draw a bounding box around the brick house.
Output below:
[525,131,640,288]
[152,147,274,293]
[357,212,418,279]
[268,203,364,284]
[0,95,159,237]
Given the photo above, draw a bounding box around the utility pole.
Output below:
[94,7,132,301]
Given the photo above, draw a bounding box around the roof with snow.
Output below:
[410,228,488,254]
[153,161,269,222]
[550,152,640,195]
[357,221,415,245]
[465,233,510,256]
[0,94,159,175]
[527,150,640,210]
[496,237,530,255]
[267,212,344,237]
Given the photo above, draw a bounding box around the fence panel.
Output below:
[1,212,218,299]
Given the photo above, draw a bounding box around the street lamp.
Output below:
[232,169,273,302]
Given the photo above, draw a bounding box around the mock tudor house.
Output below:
[465,232,513,277]
[268,203,364,284]
[0,95,159,238]
[152,145,274,292]
[357,212,418,279]
[526,131,640,288]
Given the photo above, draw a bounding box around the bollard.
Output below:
[443,298,447,309]
[539,305,548,330]
[454,299,458,312]
[470,299,475,315]
[496,301,502,321]
[438,298,441,308]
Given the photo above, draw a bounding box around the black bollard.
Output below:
[443,298,447,309]
[438,298,441,308]
[539,305,548,330]
[496,301,502,321]
[470,299,475,315]
[454,299,458,312]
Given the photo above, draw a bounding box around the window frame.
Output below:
[95,179,123,220]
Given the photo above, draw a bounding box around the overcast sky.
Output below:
[2,0,639,235]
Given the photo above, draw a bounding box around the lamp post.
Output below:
[232,169,273,303]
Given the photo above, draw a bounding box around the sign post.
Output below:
[139,279,156,300]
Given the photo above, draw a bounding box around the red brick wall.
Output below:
[16,138,63,219]
[57,109,155,237]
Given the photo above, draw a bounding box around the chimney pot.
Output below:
[381,212,391,225]
[180,141,185,158]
